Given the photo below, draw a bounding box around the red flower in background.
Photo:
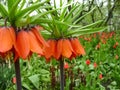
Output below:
[64,62,69,69]
[12,77,16,84]
[113,42,119,49]
[86,59,90,65]
[115,55,119,60]
[93,62,97,68]
[95,43,100,50]
[99,74,103,79]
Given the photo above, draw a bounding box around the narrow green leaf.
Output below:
[0,3,8,18]
[18,0,26,11]
[78,20,103,29]
[41,30,51,39]
[30,9,56,23]
[9,0,21,21]
[15,17,30,27]
[66,27,107,37]
[73,7,96,24]
[63,4,79,21]
[7,0,16,12]
[16,0,48,19]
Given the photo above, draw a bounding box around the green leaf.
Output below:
[15,17,30,27]
[0,3,8,18]
[74,20,103,30]
[8,0,21,21]
[73,6,96,24]
[63,4,79,22]
[28,74,40,89]
[22,82,31,90]
[7,0,17,12]
[66,27,107,37]
[41,30,51,39]
[40,69,49,74]
[15,0,48,19]
[30,9,56,24]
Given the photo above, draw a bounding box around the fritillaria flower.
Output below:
[43,38,85,62]
[14,26,48,61]
[0,26,47,61]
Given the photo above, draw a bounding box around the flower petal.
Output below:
[8,27,16,44]
[15,30,30,59]
[0,27,13,52]
[28,31,43,55]
[70,38,85,55]
[62,39,73,58]
[31,27,48,47]
[54,39,63,60]
[43,40,56,59]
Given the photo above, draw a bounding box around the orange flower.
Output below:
[28,30,43,55]
[14,27,47,61]
[62,39,73,58]
[14,30,30,60]
[70,38,85,56]
[31,27,48,47]
[0,27,15,53]
[43,39,56,61]
[55,39,63,60]
[43,38,85,61]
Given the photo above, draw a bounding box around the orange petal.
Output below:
[43,39,56,59]
[70,38,85,55]
[31,27,48,47]
[15,30,30,59]
[28,31,43,55]
[62,39,73,58]
[8,27,16,44]
[0,27,13,52]
[54,39,63,60]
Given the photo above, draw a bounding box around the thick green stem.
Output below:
[60,59,64,90]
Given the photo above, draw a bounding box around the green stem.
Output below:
[14,60,22,90]
[60,59,64,90]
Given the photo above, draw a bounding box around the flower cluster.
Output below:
[43,38,85,61]
[0,26,47,61]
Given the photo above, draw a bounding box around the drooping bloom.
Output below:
[43,38,85,62]
[14,27,47,61]
[70,38,85,56]
[0,27,15,53]
[43,39,56,61]
[0,27,15,61]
